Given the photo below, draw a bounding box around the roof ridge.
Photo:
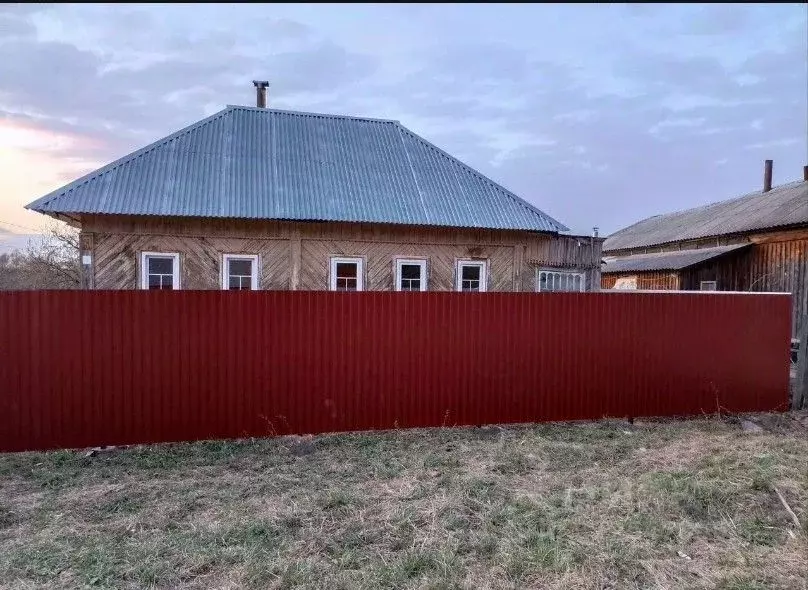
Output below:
[26,107,235,212]
[624,179,805,227]
[393,123,569,233]
[226,104,399,125]
[607,179,807,242]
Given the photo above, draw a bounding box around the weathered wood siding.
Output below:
[602,227,807,335]
[81,215,603,292]
[524,234,602,292]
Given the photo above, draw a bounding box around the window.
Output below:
[329,257,364,291]
[700,281,717,291]
[140,252,180,290]
[395,259,427,291]
[537,269,585,292]
[222,254,259,290]
[455,260,487,292]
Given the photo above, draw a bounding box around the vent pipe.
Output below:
[252,80,269,108]
[763,159,773,192]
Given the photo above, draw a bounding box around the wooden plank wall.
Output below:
[601,272,680,290]
[82,215,603,292]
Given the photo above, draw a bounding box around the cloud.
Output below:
[685,5,752,35]
[0,3,805,236]
[0,14,35,38]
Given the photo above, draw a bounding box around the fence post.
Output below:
[793,271,808,410]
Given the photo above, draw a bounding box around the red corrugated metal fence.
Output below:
[0,291,792,452]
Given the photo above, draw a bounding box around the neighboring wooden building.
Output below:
[602,160,808,336]
[28,83,603,293]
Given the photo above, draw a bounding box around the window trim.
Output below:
[455,259,488,293]
[329,256,364,291]
[140,252,180,290]
[536,268,585,293]
[221,254,260,291]
[394,258,428,292]
[700,280,717,291]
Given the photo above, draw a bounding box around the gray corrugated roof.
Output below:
[602,243,751,273]
[26,106,567,233]
[604,180,808,252]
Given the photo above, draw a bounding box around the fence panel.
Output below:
[0,290,792,452]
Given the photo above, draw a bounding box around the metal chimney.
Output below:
[763,159,773,192]
[803,165,807,182]
[252,80,269,108]
[592,226,599,238]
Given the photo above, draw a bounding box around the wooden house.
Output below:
[602,160,808,336]
[27,82,603,294]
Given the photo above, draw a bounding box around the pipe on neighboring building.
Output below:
[763,159,773,192]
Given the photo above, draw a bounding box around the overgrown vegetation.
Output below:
[0,414,806,589]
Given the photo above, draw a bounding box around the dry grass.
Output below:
[1,413,806,590]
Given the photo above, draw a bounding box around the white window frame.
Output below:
[221,254,260,290]
[329,256,364,291]
[140,252,180,290]
[394,258,428,292]
[536,268,585,293]
[700,280,717,291]
[455,259,488,293]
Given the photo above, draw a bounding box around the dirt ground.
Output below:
[1,413,806,589]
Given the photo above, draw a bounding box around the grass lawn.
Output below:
[1,413,806,589]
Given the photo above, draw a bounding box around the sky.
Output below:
[0,3,806,242]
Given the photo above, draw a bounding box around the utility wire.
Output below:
[0,219,40,233]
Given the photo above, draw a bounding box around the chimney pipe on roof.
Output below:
[592,226,599,238]
[252,80,269,108]
[803,165,807,182]
[763,159,773,192]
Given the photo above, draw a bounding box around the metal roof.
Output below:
[604,180,808,252]
[602,243,751,273]
[26,106,568,233]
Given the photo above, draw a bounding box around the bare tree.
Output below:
[0,223,80,290]
[26,224,81,289]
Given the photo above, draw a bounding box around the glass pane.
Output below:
[149,275,173,290]
[337,277,357,291]
[462,280,480,292]
[229,276,241,290]
[539,272,547,292]
[401,264,421,280]
[229,260,252,276]
[461,265,480,281]
[401,279,420,291]
[336,262,357,279]
[573,275,581,291]
[148,256,173,274]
